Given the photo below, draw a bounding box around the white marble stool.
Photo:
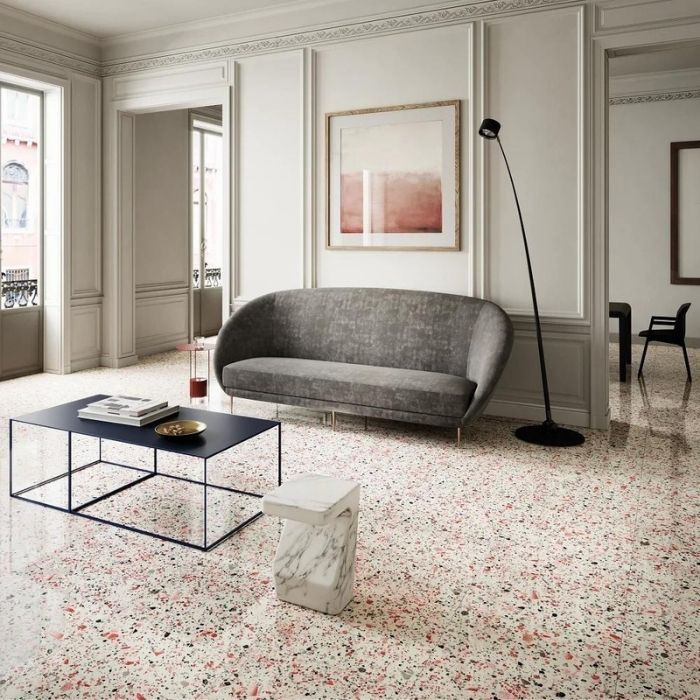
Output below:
[262,474,360,615]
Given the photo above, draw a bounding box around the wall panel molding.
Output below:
[595,0,700,33]
[70,303,101,366]
[135,291,189,356]
[483,6,586,322]
[302,48,317,289]
[489,330,590,424]
[112,62,227,98]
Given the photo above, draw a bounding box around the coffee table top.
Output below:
[11,395,279,459]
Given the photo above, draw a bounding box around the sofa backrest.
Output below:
[265,288,492,376]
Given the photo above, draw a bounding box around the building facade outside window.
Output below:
[0,85,42,308]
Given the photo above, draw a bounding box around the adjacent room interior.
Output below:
[0,0,697,698]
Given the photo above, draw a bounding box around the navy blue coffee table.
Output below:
[9,395,281,551]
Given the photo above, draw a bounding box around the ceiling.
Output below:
[0,0,310,38]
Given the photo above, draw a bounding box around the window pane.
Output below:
[191,129,201,288]
[1,87,41,308]
[203,131,222,287]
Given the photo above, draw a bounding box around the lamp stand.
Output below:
[495,136,585,447]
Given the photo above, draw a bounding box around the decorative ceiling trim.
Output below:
[0,33,100,77]
[100,0,578,76]
[610,89,700,105]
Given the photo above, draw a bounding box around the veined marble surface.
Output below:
[272,503,358,615]
[0,344,697,698]
[263,473,359,526]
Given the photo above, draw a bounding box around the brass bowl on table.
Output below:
[155,419,207,438]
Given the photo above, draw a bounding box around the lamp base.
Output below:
[514,421,585,447]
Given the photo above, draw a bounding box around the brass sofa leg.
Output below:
[230,395,233,414]
[331,411,337,431]
[456,427,462,446]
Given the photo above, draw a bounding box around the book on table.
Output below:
[85,395,168,417]
[78,397,179,426]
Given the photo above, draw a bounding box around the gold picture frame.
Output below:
[325,100,461,251]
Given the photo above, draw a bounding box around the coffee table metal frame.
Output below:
[9,396,281,552]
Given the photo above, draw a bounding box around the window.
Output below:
[1,85,42,309]
[191,116,223,289]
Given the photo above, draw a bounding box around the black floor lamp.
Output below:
[479,118,585,447]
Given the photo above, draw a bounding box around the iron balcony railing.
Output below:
[192,267,222,287]
[1,278,39,308]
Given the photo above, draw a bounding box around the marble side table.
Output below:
[262,474,360,615]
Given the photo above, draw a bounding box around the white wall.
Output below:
[610,96,700,341]
[133,110,190,355]
[236,52,303,300]
[315,26,472,293]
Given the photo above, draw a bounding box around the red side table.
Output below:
[176,342,215,402]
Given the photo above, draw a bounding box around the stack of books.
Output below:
[78,395,179,426]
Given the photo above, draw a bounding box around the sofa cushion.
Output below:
[222,357,475,419]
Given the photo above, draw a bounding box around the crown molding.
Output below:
[0,0,578,79]
[0,32,100,76]
[610,89,700,104]
[103,0,355,47]
[100,0,580,76]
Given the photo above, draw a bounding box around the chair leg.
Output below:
[638,338,650,379]
[682,343,692,382]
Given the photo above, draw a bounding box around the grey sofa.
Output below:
[214,288,513,434]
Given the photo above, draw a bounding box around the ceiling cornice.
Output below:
[0,32,100,76]
[1,0,582,78]
[610,89,700,105]
[100,0,579,76]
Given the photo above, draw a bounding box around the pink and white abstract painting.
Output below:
[340,121,443,234]
[327,101,460,250]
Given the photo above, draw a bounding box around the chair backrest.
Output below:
[674,303,691,339]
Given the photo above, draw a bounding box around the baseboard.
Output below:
[0,365,43,380]
[610,333,700,349]
[100,354,139,369]
[485,399,591,429]
[135,336,188,357]
[70,356,101,372]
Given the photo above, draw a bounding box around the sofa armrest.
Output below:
[461,302,513,426]
[214,293,276,390]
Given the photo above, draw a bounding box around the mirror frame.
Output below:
[671,140,700,285]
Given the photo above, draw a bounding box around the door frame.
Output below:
[591,19,700,428]
[103,85,232,367]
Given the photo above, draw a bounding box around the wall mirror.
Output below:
[671,140,700,284]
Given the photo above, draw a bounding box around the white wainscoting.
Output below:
[135,290,189,356]
[0,308,42,379]
[70,301,102,370]
[488,326,590,426]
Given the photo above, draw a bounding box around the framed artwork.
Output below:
[326,100,460,250]
[670,140,700,285]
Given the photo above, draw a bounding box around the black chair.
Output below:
[638,303,692,381]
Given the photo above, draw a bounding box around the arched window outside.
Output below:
[2,161,29,230]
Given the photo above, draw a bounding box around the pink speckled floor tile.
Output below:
[0,343,697,698]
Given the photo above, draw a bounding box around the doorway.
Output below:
[190,108,224,339]
[607,42,700,426]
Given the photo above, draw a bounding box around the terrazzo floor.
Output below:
[0,344,697,699]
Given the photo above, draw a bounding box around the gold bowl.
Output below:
[155,419,207,438]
